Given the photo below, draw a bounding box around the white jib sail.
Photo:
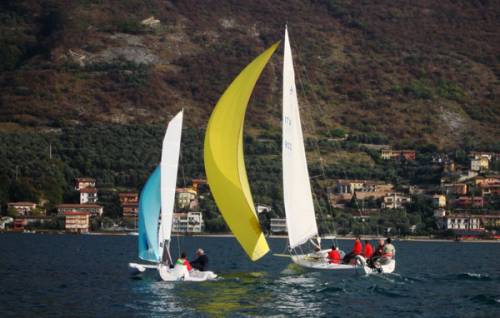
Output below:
[158,110,184,258]
[282,27,319,249]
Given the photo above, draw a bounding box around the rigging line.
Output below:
[289,31,339,232]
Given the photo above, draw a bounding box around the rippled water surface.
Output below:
[0,233,499,317]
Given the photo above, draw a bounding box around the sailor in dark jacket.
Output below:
[190,248,209,271]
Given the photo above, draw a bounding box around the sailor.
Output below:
[363,240,374,259]
[368,238,384,267]
[190,248,209,271]
[327,245,341,264]
[382,238,396,260]
[176,252,192,271]
[342,237,362,264]
[375,238,396,267]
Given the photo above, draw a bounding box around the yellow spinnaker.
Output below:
[204,42,280,261]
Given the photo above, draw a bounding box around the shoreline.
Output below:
[1,230,498,243]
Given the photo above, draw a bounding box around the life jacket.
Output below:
[176,258,192,271]
[364,243,373,258]
[328,249,341,264]
[353,239,362,255]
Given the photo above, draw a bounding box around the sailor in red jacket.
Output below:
[343,237,362,264]
[353,238,362,255]
[363,240,374,259]
[327,245,341,264]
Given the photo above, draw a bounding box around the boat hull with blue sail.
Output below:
[129,110,217,281]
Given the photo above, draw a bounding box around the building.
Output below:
[442,183,468,196]
[119,192,138,205]
[176,188,198,210]
[141,16,160,27]
[256,205,272,214]
[470,156,489,172]
[381,149,416,161]
[479,184,500,196]
[330,179,393,205]
[74,177,96,191]
[79,188,98,204]
[438,214,482,231]
[333,179,393,199]
[432,195,446,208]
[118,192,139,219]
[64,212,90,233]
[122,203,139,218]
[7,202,37,216]
[57,204,103,217]
[191,179,207,192]
[436,212,500,232]
[270,218,287,233]
[13,218,27,231]
[468,151,497,161]
[473,176,500,187]
[382,192,411,209]
[172,212,204,233]
[434,208,447,218]
[454,196,484,209]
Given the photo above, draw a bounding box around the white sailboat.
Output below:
[129,110,217,281]
[281,27,395,274]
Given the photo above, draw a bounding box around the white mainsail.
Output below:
[282,27,319,249]
[158,110,184,259]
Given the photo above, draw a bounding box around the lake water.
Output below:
[0,233,499,317]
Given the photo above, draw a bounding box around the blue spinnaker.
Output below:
[138,165,161,262]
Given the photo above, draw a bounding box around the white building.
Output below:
[438,214,482,231]
[270,218,287,233]
[257,205,272,214]
[79,188,98,204]
[176,188,198,210]
[172,212,204,233]
[382,192,411,209]
[57,204,103,217]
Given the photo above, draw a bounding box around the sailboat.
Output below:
[129,110,217,281]
[205,26,395,274]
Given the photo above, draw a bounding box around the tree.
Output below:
[6,207,18,218]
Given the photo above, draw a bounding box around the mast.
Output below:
[282,26,319,249]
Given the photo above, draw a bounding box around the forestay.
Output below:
[282,27,319,248]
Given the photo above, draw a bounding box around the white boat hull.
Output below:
[290,252,395,275]
[158,264,217,282]
[355,255,396,274]
[129,262,217,281]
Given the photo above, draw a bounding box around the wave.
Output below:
[470,294,500,306]
[369,285,409,298]
[456,273,493,281]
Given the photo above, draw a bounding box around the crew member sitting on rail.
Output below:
[368,238,384,267]
[190,248,209,271]
[375,238,396,266]
[176,252,192,271]
[327,245,341,264]
[342,237,362,264]
[363,240,374,259]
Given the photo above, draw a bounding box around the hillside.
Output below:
[0,0,499,150]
